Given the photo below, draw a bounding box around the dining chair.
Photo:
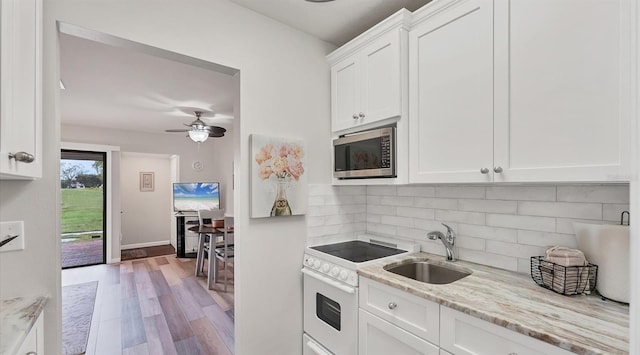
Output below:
[195,209,224,277]
[213,216,234,291]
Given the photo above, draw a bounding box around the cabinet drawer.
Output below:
[359,277,439,345]
[440,307,573,355]
[359,309,439,355]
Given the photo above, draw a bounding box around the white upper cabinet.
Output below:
[409,0,632,183]
[409,0,494,183]
[328,10,411,134]
[0,0,43,179]
[493,0,631,182]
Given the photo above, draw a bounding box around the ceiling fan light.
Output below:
[188,129,209,143]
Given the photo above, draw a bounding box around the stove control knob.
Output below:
[339,270,348,280]
[330,266,339,277]
[321,263,330,273]
[313,260,321,269]
[305,257,314,267]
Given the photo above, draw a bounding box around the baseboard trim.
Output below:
[121,240,171,250]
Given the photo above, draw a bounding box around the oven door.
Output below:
[303,268,358,355]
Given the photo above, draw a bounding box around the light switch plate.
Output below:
[0,221,25,252]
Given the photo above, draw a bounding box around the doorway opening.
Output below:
[60,149,107,268]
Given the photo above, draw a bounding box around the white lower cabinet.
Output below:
[359,309,439,355]
[358,278,575,355]
[440,307,573,355]
[359,277,440,355]
[359,277,439,344]
[16,312,44,355]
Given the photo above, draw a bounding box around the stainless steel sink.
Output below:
[384,261,471,284]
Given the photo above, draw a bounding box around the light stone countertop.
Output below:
[0,296,47,355]
[358,252,629,355]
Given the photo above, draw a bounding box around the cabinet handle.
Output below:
[26,352,37,355]
[358,112,365,118]
[480,167,489,174]
[8,152,35,163]
[352,114,358,120]
[493,166,503,173]
[388,302,397,310]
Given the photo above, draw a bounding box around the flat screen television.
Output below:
[173,182,220,212]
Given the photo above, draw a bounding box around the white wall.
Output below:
[120,152,172,248]
[0,0,334,353]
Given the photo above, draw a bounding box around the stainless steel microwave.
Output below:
[333,127,395,179]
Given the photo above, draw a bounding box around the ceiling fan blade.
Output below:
[205,126,227,134]
[165,129,190,132]
[208,132,225,138]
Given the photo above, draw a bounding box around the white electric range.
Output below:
[302,235,418,355]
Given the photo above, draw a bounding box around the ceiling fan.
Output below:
[164,111,227,142]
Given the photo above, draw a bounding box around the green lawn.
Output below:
[61,188,103,234]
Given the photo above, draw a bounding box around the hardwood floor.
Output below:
[62,255,234,354]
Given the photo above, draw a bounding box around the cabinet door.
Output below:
[0,0,42,179]
[359,309,439,355]
[440,306,574,355]
[360,30,402,127]
[331,55,360,132]
[493,0,631,182]
[409,0,494,183]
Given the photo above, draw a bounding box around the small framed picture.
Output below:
[140,172,154,192]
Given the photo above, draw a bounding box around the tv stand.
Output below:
[175,214,199,258]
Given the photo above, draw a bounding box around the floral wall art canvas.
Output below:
[250,134,307,218]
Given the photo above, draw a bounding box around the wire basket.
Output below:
[530,256,597,296]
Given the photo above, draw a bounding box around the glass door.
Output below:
[60,150,106,268]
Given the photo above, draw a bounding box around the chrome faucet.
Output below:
[427,223,456,261]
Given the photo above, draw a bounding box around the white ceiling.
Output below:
[59,33,237,136]
[229,0,431,46]
[60,0,432,135]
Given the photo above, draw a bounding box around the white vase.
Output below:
[573,222,630,303]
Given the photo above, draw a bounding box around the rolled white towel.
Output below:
[545,246,586,266]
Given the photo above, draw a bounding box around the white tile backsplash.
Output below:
[486,214,556,232]
[458,199,518,214]
[307,183,630,274]
[435,186,486,199]
[517,201,602,219]
[486,186,557,201]
[396,206,435,219]
[415,197,459,210]
[556,185,630,203]
[397,186,435,197]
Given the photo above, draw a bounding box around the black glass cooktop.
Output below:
[311,240,406,263]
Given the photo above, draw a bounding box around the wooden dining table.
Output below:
[187,224,234,234]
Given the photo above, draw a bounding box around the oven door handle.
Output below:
[302,268,356,294]
[306,338,333,355]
